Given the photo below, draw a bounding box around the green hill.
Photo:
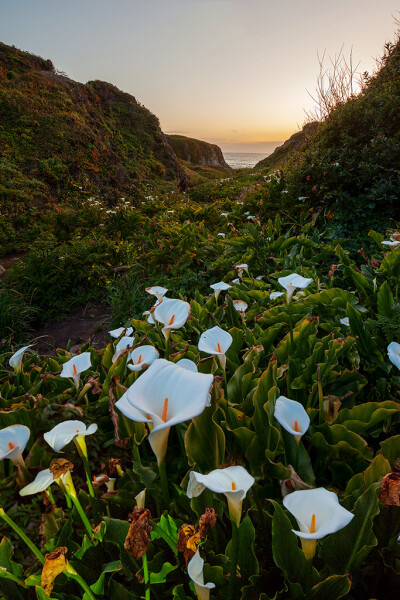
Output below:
[0,42,179,249]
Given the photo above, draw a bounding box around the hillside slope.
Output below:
[254,122,319,171]
[0,43,179,244]
[166,134,231,170]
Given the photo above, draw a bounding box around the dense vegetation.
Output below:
[0,35,400,600]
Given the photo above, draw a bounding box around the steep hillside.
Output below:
[260,37,400,245]
[166,134,231,170]
[254,122,319,170]
[0,43,179,248]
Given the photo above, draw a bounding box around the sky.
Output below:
[0,0,399,153]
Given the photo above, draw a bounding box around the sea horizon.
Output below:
[223,151,269,169]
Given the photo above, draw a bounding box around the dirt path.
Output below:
[33,304,112,355]
[0,252,26,274]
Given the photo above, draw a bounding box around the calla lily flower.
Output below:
[93,474,116,492]
[382,240,400,248]
[19,466,76,499]
[128,345,159,371]
[154,298,191,340]
[135,489,146,509]
[234,263,248,277]
[388,342,400,371]
[146,286,168,303]
[187,466,255,526]
[9,345,33,372]
[220,212,229,217]
[187,550,216,600]
[109,326,133,338]
[217,232,226,238]
[60,353,91,389]
[176,358,198,372]
[340,317,350,326]
[0,425,30,465]
[283,487,354,559]
[44,420,98,453]
[233,300,248,315]
[210,281,231,300]
[270,291,284,300]
[115,359,213,465]
[232,278,240,285]
[256,275,265,280]
[112,336,135,363]
[278,273,313,301]
[274,396,310,441]
[198,326,233,370]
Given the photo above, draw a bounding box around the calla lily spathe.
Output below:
[210,281,231,300]
[44,420,98,453]
[60,353,91,388]
[0,425,30,465]
[278,273,313,301]
[387,341,400,371]
[128,345,159,371]
[198,326,233,370]
[176,358,198,372]
[231,278,240,285]
[115,359,213,465]
[187,466,255,526]
[233,300,248,314]
[20,466,76,498]
[234,263,248,277]
[112,336,135,363]
[382,239,400,248]
[109,326,133,338]
[188,550,216,600]
[340,317,350,326]
[274,396,310,441]
[283,487,354,559]
[154,298,190,340]
[146,286,168,302]
[270,291,284,300]
[9,345,33,372]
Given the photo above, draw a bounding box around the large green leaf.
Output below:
[319,483,380,573]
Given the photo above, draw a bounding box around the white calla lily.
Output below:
[340,317,350,326]
[128,345,159,371]
[60,353,91,389]
[278,273,313,301]
[188,550,216,600]
[176,358,198,372]
[109,326,133,338]
[388,341,400,371]
[231,278,240,285]
[112,336,135,363]
[146,286,168,302]
[274,396,310,441]
[135,489,146,509]
[270,291,284,300]
[382,240,400,248]
[154,298,190,340]
[187,466,254,526]
[233,300,248,314]
[210,281,231,300]
[9,345,33,372]
[198,326,233,370]
[44,420,98,453]
[115,359,213,465]
[283,487,354,559]
[19,468,55,496]
[0,425,30,465]
[234,263,248,277]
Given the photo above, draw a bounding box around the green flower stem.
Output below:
[82,455,95,498]
[228,521,239,600]
[17,457,31,484]
[0,507,45,565]
[164,336,171,360]
[294,439,300,472]
[317,365,324,424]
[158,458,169,504]
[65,563,96,600]
[288,314,294,350]
[70,494,93,538]
[142,552,151,600]
[46,487,56,505]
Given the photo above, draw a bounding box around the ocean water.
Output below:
[223,152,269,169]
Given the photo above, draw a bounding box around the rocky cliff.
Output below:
[166,135,231,170]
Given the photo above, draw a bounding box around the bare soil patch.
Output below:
[33,304,112,355]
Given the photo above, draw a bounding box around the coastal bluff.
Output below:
[166,135,231,170]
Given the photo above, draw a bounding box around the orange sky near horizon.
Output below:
[1,0,399,153]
